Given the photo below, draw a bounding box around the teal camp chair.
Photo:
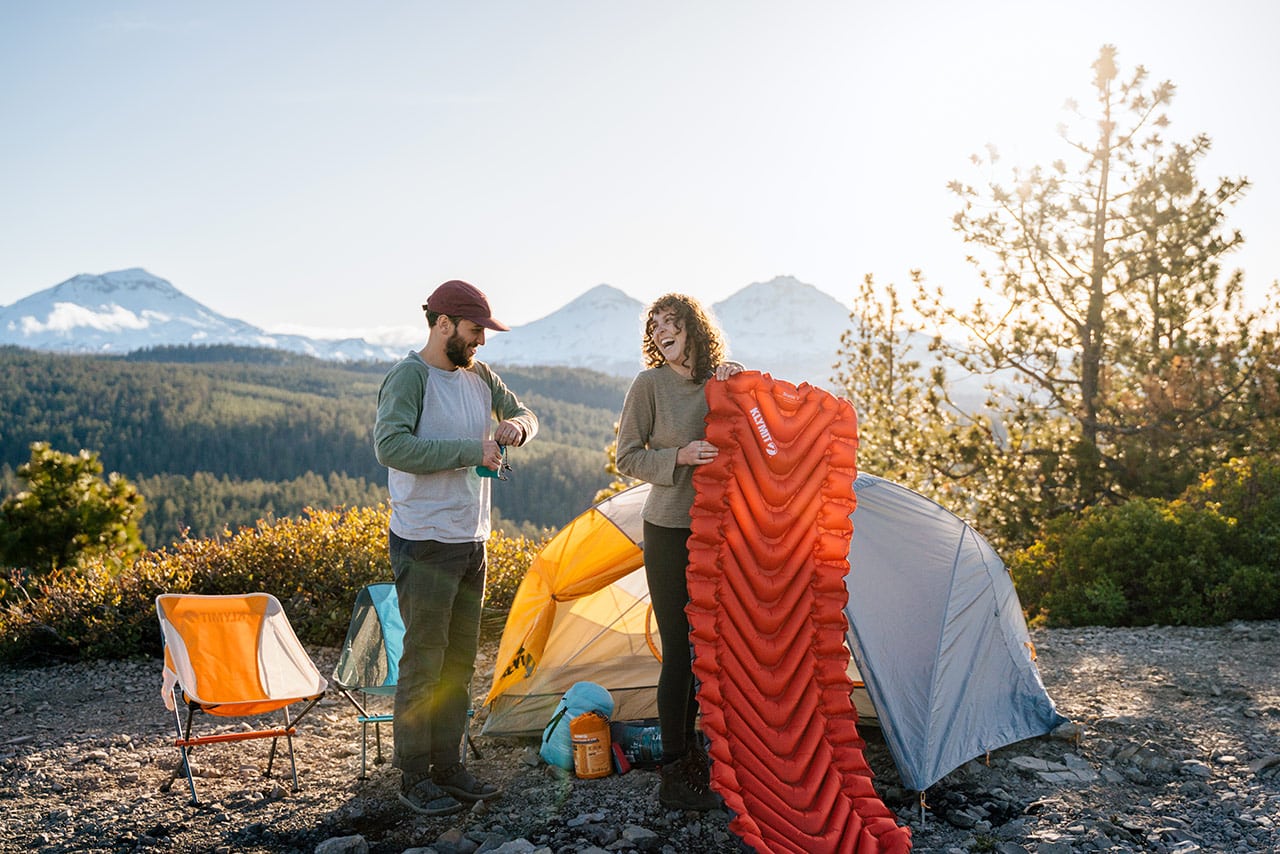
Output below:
[333,583,404,779]
[332,582,481,779]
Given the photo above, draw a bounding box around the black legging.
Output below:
[643,520,700,762]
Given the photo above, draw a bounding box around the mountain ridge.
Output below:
[1,269,860,387]
[0,268,397,362]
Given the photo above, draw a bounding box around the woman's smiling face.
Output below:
[649,308,689,372]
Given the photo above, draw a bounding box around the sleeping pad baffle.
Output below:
[687,371,912,853]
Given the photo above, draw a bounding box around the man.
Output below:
[374,279,538,816]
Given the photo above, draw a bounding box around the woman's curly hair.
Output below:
[641,293,727,380]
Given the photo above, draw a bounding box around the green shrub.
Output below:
[174,504,394,645]
[1210,561,1280,621]
[0,442,147,598]
[0,504,548,665]
[1073,575,1129,627]
[1181,456,1280,566]
[0,552,191,664]
[1010,458,1280,627]
[485,531,551,612]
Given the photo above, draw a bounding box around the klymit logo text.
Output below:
[749,406,778,456]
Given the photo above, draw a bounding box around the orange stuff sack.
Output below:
[570,711,613,779]
[688,371,911,854]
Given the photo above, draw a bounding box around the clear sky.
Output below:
[2,1,1277,346]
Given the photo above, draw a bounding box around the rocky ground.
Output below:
[2,620,1278,854]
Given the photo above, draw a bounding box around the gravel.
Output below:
[2,621,1278,853]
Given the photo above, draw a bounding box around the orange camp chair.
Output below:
[155,592,328,804]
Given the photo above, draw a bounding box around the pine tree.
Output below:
[919,44,1273,527]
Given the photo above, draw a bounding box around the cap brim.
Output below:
[471,316,510,332]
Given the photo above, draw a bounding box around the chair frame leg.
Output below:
[359,720,368,781]
[265,705,301,791]
[164,697,201,805]
[160,689,321,804]
[463,708,483,761]
[339,687,393,781]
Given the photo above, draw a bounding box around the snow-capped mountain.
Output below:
[711,277,853,387]
[478,283,649,378]
[479,275,857,387]
[0,269,401,361]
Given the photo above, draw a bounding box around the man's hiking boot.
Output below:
[431,762,502,802]
[659,755,720,811]
[398,773,464,816]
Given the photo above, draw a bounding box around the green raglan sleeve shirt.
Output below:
[373,353,538,475]
[474,360,540,445]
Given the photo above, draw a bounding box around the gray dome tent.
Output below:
[842,473,1067,790]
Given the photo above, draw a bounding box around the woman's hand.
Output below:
[678,439,719,466]
[712,362,744,381]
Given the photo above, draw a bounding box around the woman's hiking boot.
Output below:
[658,754,720,811]
[686,741,711,787]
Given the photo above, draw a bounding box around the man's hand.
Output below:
[493,420,524,446]
[480,439,506,471]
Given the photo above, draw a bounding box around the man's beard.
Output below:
[445,331,473,368]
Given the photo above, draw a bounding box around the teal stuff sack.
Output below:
[539,681,614,770]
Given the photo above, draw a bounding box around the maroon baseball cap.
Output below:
[423,280,510,331]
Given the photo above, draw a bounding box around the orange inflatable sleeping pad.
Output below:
[687,371,911,853]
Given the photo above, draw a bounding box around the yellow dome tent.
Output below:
[484,484,658,734]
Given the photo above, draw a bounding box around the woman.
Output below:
[615,293,741,811]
